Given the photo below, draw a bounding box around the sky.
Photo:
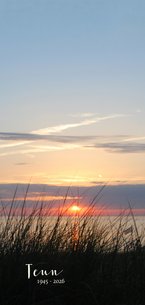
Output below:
[0,0,145,197]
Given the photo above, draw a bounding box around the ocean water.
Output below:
[1,215,145,233]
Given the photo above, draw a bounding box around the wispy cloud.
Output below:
[121,136,145,142]
[0,133,42,141]
[91,134,145,153]
[70,112,99,118]
[0,132,98,143]
[87,142,145,153]
[32,114,127,135]
[0,143,82,157]
[1,134,145,155]
[15,162,30,166]
[0,113,134,156]
[0,140,32,148]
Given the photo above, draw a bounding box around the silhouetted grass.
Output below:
[0,185,145,305]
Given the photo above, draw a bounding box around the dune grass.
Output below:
[0,185,145,305]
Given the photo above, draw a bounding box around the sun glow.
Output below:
[69,205,81,213]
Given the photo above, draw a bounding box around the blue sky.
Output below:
[0,0,145,187]
[0,0,145,128]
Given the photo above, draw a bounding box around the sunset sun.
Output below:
[69,205,81,213]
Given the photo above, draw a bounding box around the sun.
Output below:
[69,205,81,213]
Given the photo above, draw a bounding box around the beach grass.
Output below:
[0,185,145,305]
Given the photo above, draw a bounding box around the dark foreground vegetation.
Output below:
[0,186,145,305]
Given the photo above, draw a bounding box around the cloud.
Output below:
[15,162,29,166]
[0,133,97,143]
[1,132,145,156]
[1,183,145,212]
[87,142,145,153]
[0,113,135,156]
[122,136,145,142]
[32,113,127,135]
[0,132,42,141]
[31,119,95,135]
[0,113,128,143]
[0,132,128,143]
[0,140,32,148]
[0,143,82,157]
[70,112,99,118]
